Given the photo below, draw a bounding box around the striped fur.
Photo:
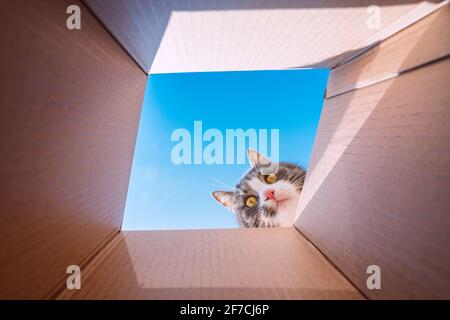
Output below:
[213,156,306,228]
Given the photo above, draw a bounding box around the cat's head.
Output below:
[212,149,306,228]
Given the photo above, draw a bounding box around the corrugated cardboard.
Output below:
[295,4,450,297]
[0,0,146,299]
[59,228,364,300]
[327,5,450,98]
[1,0,449,300]
[84,0,439,73]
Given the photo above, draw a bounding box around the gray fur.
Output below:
[213,153,306,228]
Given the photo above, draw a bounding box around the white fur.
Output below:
[247,177,300,227]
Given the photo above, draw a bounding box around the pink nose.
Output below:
[264,189,275,200]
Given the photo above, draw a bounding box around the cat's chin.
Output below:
[271,195,300,227]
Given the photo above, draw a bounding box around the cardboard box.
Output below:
[0,0,448,299]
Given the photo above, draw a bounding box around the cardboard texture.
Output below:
[1,0,449,300]
[296,5,450,299]
[84,0,439,73]
[327,5,450,98]
[0,0,147,299]
[59,228,364,300]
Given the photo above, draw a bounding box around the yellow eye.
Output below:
[265,173,277,184]
[246,196,258,208]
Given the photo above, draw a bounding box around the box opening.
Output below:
[122,69,329,230]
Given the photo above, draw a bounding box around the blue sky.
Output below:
[122,69,329,230]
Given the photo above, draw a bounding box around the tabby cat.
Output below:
[212,149,306,227]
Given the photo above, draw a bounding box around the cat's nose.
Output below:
[264,189,275,200]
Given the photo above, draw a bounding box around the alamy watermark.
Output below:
[366,265,381,290]
[171,121,279,171]
[366,5,382,30]
[66,265,81,290]
[66,5,81,30]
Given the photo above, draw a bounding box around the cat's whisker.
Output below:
[255,209,263,228]
[289,176,299,184]
[209,183,232,191]
[289,170,304,184]
[210,177,238,191]
[291,176,305,185]
[257,215,262,228]
[290,172,306,186]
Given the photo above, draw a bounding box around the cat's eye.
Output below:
[245,196,258,208]
[265,173,277,184]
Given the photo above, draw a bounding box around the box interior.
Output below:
[0,0,449,299]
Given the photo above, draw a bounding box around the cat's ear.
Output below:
[212,191,234,210]
[247,149,271,167]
